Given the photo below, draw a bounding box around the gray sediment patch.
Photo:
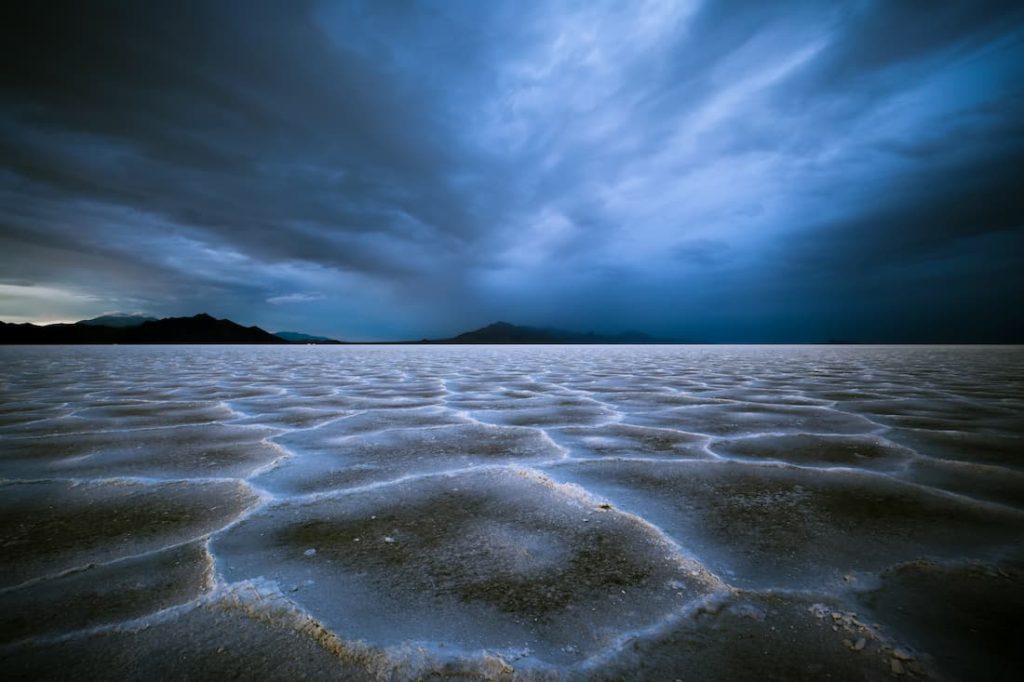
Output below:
[0,541,212,645]
[592,590,928,681]
[0,424,282,480]
[546,459,1024,589]
[709,433,912,469]
[548,423,710,461]
[0,479,258,589]
[258,421,564,494]
[212,467,719,665]
[854,560,1024,682]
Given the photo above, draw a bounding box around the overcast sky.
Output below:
[2,0,1022,341]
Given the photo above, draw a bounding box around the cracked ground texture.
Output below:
[1,344,1022,680]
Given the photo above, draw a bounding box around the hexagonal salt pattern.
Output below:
[1,344,1022,680]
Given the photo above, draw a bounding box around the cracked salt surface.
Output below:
[1,344,1022,680]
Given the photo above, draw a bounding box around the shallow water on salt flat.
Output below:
[1,344,1022,680]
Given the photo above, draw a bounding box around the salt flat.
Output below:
[1,345,1022,680]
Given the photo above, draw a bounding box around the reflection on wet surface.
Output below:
[1,344,1022,680]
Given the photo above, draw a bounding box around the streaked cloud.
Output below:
[1,0,1021,340]
[267,293,327,306]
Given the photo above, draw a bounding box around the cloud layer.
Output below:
[2,0,1022,340]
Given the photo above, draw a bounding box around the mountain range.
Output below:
[424,321,673,344]
[0,314,678,345]
[273,331,343,344]
[77,313,158,327]
[0,313,284,344]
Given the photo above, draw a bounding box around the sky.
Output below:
[2,0,1023,342]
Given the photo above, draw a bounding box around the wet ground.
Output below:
[1,345,1022,680]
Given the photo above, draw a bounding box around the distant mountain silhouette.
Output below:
[1,314,287,344]
[274,331,342,344]
[77,313,158,327]
[427,321,675,344]
[1,315,675,345]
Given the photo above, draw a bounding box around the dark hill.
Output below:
[129,314,285,343]
[429,321,673,344]
[2,316,675,345]
[0,314,287,344]
[274,331,342,344]
[77,313,157,327]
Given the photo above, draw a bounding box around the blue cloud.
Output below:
[1,0,1022,340]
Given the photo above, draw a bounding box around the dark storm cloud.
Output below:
[1,0,1022,339]
[2,1,473,267]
